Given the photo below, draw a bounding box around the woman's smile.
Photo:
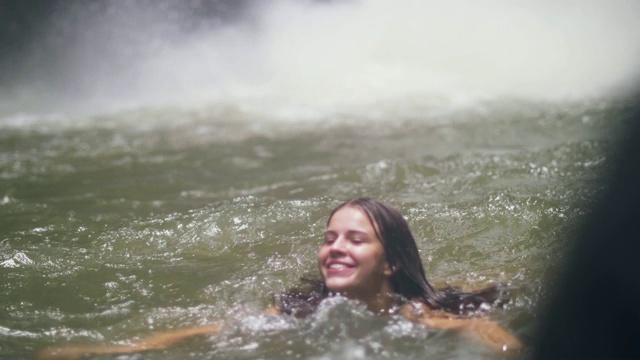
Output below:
[325,260,356,275]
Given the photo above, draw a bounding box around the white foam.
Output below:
[3,0,640,119]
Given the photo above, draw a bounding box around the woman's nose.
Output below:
[329,236,347,254]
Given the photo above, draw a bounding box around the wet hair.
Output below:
[277,275,326,318]
[278,198,508,316]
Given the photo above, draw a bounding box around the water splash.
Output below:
[2,0,639,118]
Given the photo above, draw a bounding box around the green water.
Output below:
[0,98,628,359]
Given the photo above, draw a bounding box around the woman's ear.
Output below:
[384,263,399,276]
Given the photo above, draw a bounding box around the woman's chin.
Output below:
[324,280,356,295]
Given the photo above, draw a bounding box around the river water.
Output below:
[1,98,633,359]
[1,1,639,359]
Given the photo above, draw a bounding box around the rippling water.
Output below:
[0,97,631,359]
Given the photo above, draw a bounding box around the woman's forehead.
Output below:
[328,206,379,233]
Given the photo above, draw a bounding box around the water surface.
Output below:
[1,98,629,359]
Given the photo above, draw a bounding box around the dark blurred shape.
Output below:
[0,0,53,82]
[0,0,254,87]
[534,99,640,357]
[0,0,252,44]
[0,0,52,54]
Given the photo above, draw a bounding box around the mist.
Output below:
[1,0,639,118]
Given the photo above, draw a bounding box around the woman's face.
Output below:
[318,206,393,300]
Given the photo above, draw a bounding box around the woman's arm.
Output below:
[263,306,282,315]
[423,316,522,353]
[400,304,523,354]
[36,323,222,360]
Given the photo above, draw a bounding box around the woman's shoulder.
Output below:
[399,300,430,319]
[398,300,464,321]
[264,306,282,315]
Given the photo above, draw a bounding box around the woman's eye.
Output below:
[351,237,364,243]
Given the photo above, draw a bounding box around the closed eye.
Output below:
[324,232,337,244]
[348,231,369,244]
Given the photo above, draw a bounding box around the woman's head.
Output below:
[318,204,394,302]
[318,198,438,304]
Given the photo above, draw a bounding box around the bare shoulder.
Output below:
[399,302,466,329]
[264,306,282,315]
[399,301,433,320]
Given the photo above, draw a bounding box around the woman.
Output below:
[38,198,522,359]
[278,198,522,351]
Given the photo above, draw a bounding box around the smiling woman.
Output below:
[37,198,523,359]
[320,205,395,310]
[280,198,523,352]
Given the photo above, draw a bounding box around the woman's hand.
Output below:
[36,323,222,360]
[400,303,523,354]
[37,346,98,360]
[457,318,523,354]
